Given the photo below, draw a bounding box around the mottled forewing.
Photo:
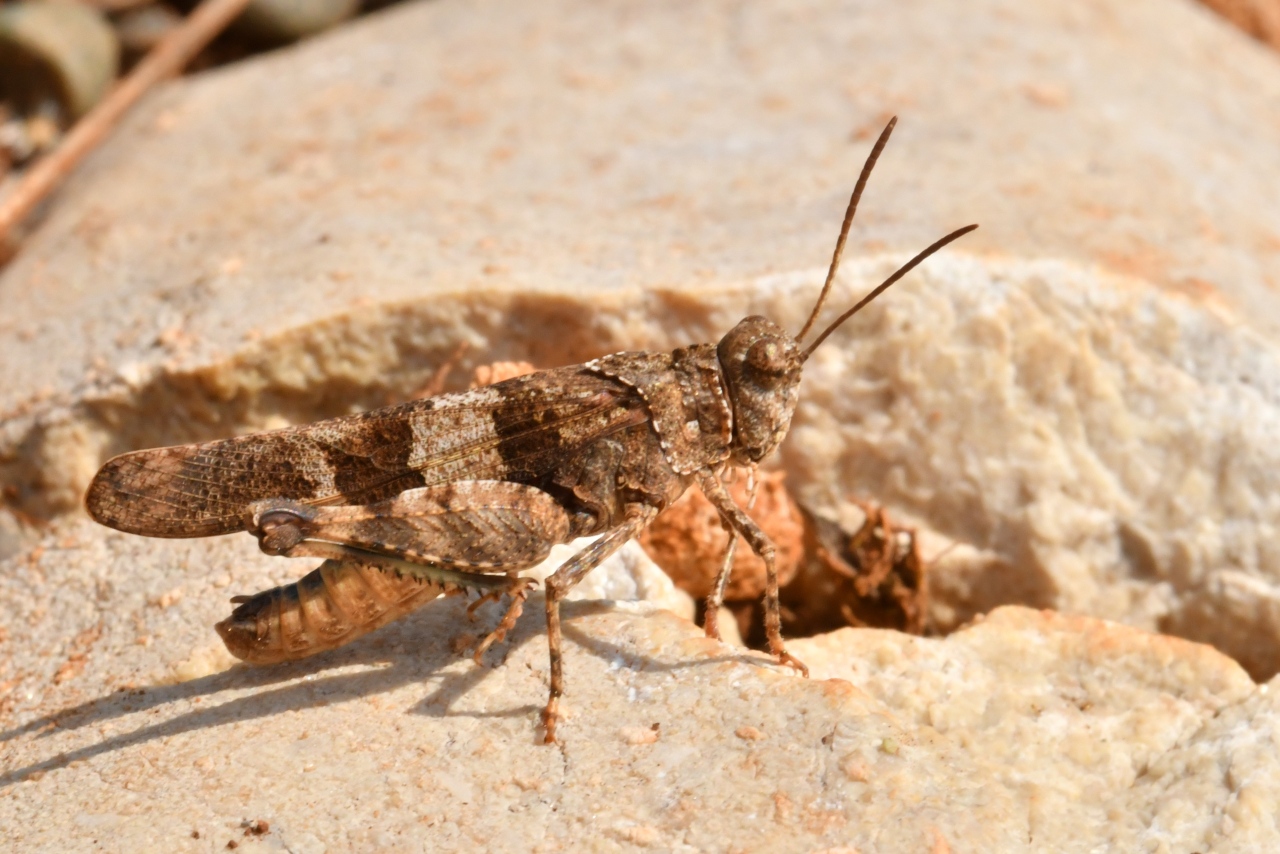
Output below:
[86,367,646,538]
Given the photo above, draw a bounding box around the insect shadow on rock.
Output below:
[84,117,976,744]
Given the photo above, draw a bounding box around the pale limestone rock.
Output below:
[792,608,1277,852]
[1,521,1272,852]
[785,255,1280,679]
[0,0,1276,681]
[523,538,694,623]
[0,0,1279,849]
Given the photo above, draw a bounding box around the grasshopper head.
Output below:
[717,316,803,465]
[712,118,979,467]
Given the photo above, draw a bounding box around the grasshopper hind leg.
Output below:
[226,481,578,668]
[469,575,539,663]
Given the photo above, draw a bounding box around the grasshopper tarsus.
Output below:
[85,117,975,741]
[470,576,537,665]
[775,650,810,678]
[540,698,561,746]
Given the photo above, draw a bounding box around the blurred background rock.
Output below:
[0,0,379,180]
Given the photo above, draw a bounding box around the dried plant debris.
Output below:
[469,360,537,389]
[406,346,534,402]
[0,2,119,121]
[0,103,61,170]
[232,0,359,45]
[637,471,930,645]
[783,501,929,638]
[240,818,269,837]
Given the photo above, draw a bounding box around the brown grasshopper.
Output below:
[85,118,975,743]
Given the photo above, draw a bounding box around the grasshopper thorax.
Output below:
[716,316,803,465]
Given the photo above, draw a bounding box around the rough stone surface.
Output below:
[794,608,1278,853]
[0,518,690,725]
[0,0,1277,682]
[1,519,1272,851]
[788,256,1280,680]
[3,0,1280,849]
[5,0,1280,518]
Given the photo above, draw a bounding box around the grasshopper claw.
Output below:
[777,650,809,678]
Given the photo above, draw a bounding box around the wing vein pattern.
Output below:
[86,368,646,537]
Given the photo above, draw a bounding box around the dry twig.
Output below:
[0,0,254,246]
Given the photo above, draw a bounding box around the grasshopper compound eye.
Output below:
[744,339,790,385]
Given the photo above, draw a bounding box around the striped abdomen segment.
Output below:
[215,558,457,664]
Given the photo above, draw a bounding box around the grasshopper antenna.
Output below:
[796,115,898,343]
[800,223,979,362]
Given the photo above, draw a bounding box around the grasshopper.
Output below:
[85,118,975,742]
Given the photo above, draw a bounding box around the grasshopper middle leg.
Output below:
[539,506,658,744]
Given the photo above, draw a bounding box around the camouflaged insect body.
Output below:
[84,315,809,740]
[83,117,976,742]
[86,368,648,538]
[87,318,799,555]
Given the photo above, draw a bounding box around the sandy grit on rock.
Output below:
[0,516,1271,853]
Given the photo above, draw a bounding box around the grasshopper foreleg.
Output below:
[697,470,808,677]
[702,466,760,641]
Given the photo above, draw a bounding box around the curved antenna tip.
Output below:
[795,116,901,344]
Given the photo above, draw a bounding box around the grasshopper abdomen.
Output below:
[215,558,452,663]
